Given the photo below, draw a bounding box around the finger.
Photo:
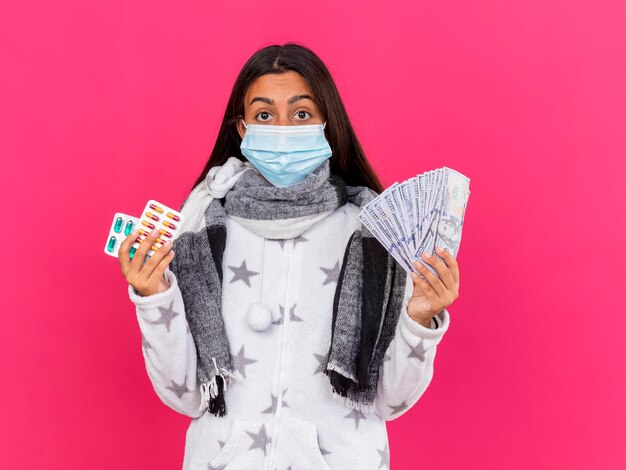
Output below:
[425,250,457,293]
[142,238,174,280]
[118,229,141,275]
[435,246,460,286]
[410,271,441,307]
[129,228,161,274]
[148,248,175,285]
[412,257,448,299]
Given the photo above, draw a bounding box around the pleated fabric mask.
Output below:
[239,119,333,188]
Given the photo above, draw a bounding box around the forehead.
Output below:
[244,71,313,104]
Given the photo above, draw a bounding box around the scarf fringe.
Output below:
[326,361,375,413]
[199,357,240,417]
[329,387,375,414]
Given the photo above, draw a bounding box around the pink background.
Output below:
[2,0,625,468]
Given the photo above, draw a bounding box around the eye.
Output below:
[294,110,312,120]
[255,111,273,122]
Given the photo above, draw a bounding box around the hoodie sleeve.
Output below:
[128,267,204,418]
[372,273,451,421]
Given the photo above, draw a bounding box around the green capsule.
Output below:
[124,220,134,236]
[106,236,117,252]
[129,246,137,259]
[114,216,123,233]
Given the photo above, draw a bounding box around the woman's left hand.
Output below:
[407,246,460,327]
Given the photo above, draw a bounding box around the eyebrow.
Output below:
[249,94,315,106]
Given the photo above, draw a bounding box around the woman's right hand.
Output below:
[118,228,175,297]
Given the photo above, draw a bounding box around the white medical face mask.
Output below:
[239,119,333,188]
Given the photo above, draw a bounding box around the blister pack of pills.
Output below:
[104,199,184,260]
[104,213,140,258]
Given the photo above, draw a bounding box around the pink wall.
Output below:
[2,0,625,468]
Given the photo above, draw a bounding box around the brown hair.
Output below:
[183,42,384,208]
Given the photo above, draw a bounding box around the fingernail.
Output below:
[150,229,158,236]
[422,252,431,258]
[414,260,422,267]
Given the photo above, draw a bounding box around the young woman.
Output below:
[118,43,460,470]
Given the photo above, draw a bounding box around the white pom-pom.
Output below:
[247,302,272,331]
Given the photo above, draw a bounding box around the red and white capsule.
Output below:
[166,211,180,222]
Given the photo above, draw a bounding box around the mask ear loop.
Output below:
[322,121,327,129]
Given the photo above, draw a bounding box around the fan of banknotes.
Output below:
[358,167,471,277]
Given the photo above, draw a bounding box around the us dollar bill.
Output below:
[358,166,471,278]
